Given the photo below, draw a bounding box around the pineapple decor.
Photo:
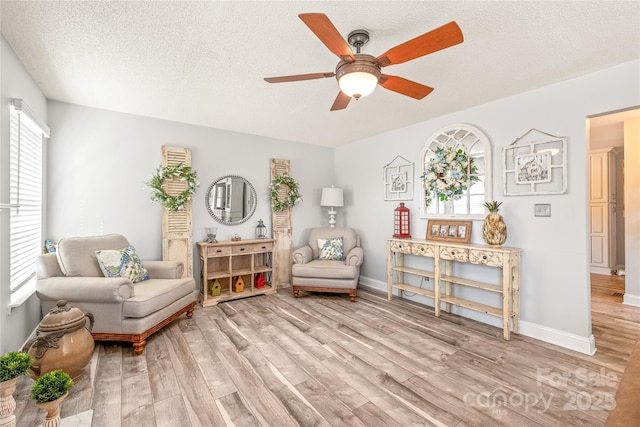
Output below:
[482,201,507,247]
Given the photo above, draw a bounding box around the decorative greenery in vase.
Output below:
[482,201,507,247]
[0,351,33,426]
[30,370,73,404]
[0,351,32,382]
[420,146,479,206]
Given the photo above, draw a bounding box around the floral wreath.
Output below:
[270,174,302,212]
[420,146,479,206]
[148,163,199,211]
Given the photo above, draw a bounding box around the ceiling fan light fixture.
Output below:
[336,54,381,99]
[338,71,379,99]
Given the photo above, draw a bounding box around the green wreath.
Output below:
[148,163,199,211]
[270,174,302,212]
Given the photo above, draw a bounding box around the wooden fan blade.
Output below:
[299,13,355,62]
[330,91,351,111]
[264,72,334,83]
[376,21,463,67]
[379,75,434,100]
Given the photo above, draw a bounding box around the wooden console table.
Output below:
[387,238,521,340]
[198,239,275,306]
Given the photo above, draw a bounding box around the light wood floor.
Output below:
[13,274,639,426]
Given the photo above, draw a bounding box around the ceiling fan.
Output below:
[264,13,464,111]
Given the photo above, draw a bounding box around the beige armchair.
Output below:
[36,234,197,355]
[292,227,363,302]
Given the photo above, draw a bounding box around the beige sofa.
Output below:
[292,227,363,302]
[36,234,197,355]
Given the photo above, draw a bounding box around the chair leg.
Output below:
[349,290,356,302]
[132,340,147,355]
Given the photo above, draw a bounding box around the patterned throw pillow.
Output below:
[95,245,150,283]
[318,237,344,261]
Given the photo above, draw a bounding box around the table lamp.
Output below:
[320,186,344,227]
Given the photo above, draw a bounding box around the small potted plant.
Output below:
[31,369,73,427]
[0,351,33,425]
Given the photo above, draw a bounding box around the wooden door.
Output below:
[590,151,609,203]
[161,146,193,278]
[270,159,292,288]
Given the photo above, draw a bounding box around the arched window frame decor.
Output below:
[419,124,492,220]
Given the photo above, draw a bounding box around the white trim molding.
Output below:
[518,321,596,355]
[623,293,640,307]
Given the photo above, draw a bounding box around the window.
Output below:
[7,98,49,309]
[419,124,492,219]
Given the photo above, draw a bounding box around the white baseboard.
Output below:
[590,266,612,275]
[358,275,387,293]
[518,321,596,355]
[359,275,596,355]
[623,293,640,307]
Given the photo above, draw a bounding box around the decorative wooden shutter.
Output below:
[162,146,193,278]
[270,158,293,288]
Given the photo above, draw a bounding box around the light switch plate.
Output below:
[534,204,551,217]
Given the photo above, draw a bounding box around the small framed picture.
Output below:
[390,172,407,193]
[515,152,552,184]
[426,220,472,244]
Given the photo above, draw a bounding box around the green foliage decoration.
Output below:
[30,370,73,403]
[0,351,32,382]
[270,174,302,212]
[147,163,199,211]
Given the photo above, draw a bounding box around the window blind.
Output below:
[8,100,46,297]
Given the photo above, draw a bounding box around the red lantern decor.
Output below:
[393,202,411,238]
[255,273,265,289]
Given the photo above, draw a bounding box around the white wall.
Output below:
[46,101,334,272]
[0,36,47,354]
[335,60,640,354]
[590,124,624,149]
[623,117,640,305]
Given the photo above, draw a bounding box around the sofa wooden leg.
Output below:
[186,305,195,319]
[293,288,299,298]
[133,340,146,355]
[349,290,356,302]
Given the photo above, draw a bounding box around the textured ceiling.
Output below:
[1,1,639,147]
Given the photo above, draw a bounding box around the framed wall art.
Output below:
[426,219,472,244]
[384,155,414,201]
[503,128,567,196]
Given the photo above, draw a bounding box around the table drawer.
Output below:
[251,242,274,253]
[411,243,435,257]
[390,241,412,254]
[439,247,469,262]
[469,249,503,267]
[231,244,255,255]
[206,246,231,257]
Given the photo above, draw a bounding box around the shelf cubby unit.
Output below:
[198,239,275,307]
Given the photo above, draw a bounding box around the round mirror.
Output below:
[205,175,257,225]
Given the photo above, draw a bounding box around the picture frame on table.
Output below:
[426,220,472,244]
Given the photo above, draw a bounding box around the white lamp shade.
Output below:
[338,71,378,99]
[321,187,344,207]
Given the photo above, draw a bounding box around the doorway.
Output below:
[588,107,639,301]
